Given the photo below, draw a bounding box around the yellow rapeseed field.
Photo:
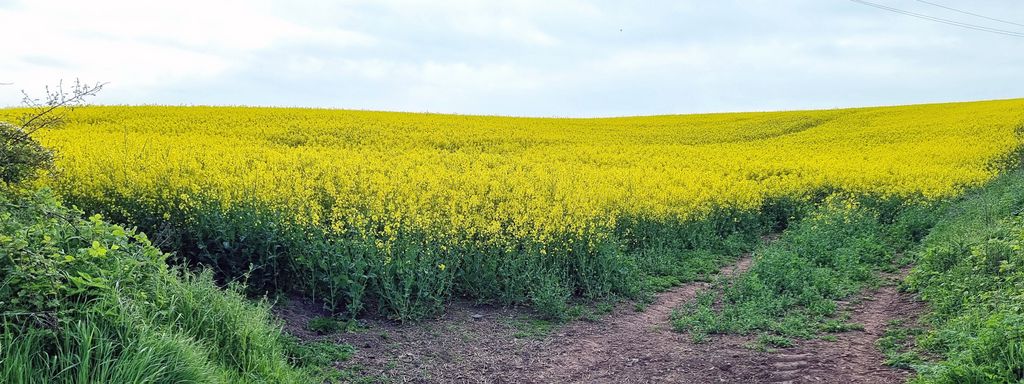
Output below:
[11,99,1023,319]
[35,101,1024,231]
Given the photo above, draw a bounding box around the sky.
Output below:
[0,0,1022,117]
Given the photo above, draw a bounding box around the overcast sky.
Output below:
[1,0,1021,117]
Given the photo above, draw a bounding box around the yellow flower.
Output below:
[438,263,446,271]
[29,100,1023,275]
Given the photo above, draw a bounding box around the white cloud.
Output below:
[457,16,560,46]
[338,59,543,90]
[1,0,1021,115]
[0,0,375,103]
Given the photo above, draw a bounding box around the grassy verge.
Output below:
[671,167,1024,382]
[671,195,938,345]
[900,168,1024,383]
[0,186,346,383]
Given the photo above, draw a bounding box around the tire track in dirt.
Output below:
[278,239,922,383]
[279,250,771,383]
[522,256,757,383]
[758,268,923,384]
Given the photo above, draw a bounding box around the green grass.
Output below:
[877,319,925,370]
[1,319,222,383]
[901,168,1024,383]
[822,319,865,333]
[0,186,331,383]
[757,334,795,349]
[510,317,558,340]
[307,316,357,335]
[283,338,360,382]
[668,167,1024,382]
[671,196,934,344]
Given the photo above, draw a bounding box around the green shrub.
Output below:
[0,122,52,184]
[0,186,312,383]
[530,271,572,321]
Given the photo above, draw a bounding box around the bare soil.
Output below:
[276,258,924,383]
[755,268,925,384]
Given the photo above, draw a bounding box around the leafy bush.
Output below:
[529,270,572,321]
[0,186,312,383]
[0,122,52,184]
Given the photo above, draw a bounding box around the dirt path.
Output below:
[757,268,923,384]
[277,254,768,383]
[522,256,760,383]
[277,256,923,383]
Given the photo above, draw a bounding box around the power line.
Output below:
[851,0,1024,37]
[847,0,1024,38]
[915,0,1024,29]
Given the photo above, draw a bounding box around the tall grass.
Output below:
[1,320,220,383]
[904,168,1024,383]
[0,187,312,383]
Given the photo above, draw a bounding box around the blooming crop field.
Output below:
[10,99,1023,319]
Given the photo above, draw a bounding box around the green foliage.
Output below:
[305,317,346,335]
[672,197,917,342]
[0,122,52,184]
[69,183,776,321]
[903,169,1024,383]
[529,271,572,321]
[0,186,313,383]
[756,334,795,349]
[143,272,304,382]
[0,188,166,328]
[283,337,358,382]
[877,320,925,370]
[884,202,945,253]
[509,317,557,340]
[822,319,864,333]
[0,318,221,383]
[369,235,458,321]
